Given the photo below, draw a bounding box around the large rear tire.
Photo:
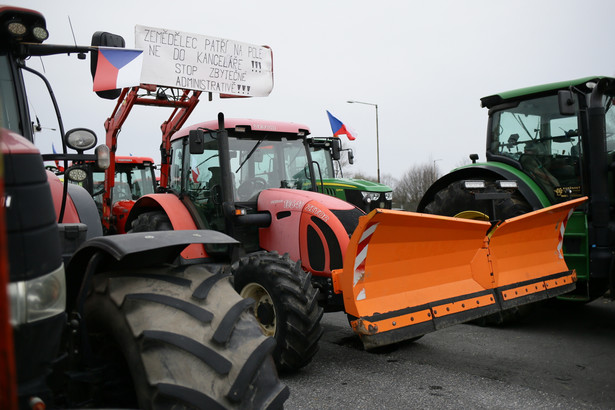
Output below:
[129,210,173,232]
[423,180,531,220]
[422,180,533,325]
[84,263,288,409]
[231,251,324,372]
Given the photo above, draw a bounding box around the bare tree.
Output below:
[393,161,440,211]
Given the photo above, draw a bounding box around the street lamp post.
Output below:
[347,100,380,183]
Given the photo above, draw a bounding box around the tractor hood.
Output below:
[258,188,364,276]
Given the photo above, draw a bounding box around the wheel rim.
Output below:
[240,282,276,337]
[454,210,490,220]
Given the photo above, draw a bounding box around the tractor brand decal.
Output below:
[554,186,582,198]
[269,199,283,205]
[284,200,304,210]
[557,208,574,259]
[253,123,278,131]
[304,203,329,222]
[353,222,379,301]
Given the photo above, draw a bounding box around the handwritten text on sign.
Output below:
[135,25,273,97]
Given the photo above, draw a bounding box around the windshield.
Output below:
[187,133,312,202]
[488,94,582,202]
[91,164,156,209]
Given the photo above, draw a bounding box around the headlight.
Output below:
[361,192,381,203]
[496,180,518,189]
[65,128,97,151]
[463,180,486,190]
[7,21,27,37]
[9,265,66,326]
[32,25,49,42]
[67,166,88,182]
[385,192,393,201]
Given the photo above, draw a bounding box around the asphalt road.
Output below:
[282,297,615,409]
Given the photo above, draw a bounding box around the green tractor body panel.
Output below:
[559,211,590,301]
[317,177,391,210]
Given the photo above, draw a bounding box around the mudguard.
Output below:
[333,197,586,349]
[65,229,238,312]
[127,194,206,259]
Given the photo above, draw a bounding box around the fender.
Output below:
[417,163,549,212]
[65,229,238,312]
[66,184,103,239]
[126,193,200,230]
[126,193,207,260]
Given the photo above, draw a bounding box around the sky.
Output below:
[17,0,615,183]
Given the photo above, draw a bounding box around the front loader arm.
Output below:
[333,197,586,349]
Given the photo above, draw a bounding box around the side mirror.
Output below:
[331,138,341,161]
[347,149,355,165]
[91,31,126,100]
[189,129,205,154]
[558,90,576,116]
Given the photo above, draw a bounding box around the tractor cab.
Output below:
[168,117,316,251]
[483,78,615,205]
[307,137,393,211]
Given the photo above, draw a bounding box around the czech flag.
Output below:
[326,110,355,140]
[93,47,144,92]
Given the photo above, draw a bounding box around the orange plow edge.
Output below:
[331,197,586,349]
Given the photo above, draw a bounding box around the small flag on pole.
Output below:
[326,111,355,141]
[93,47,144,92]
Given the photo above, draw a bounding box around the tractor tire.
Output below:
[83,263,288,409]
[231,251,324,373]
[422,180,533,325]
[423,180,531,220]
[129,210,173,232]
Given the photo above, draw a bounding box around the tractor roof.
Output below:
[480,76,613,108]
[173,118,311,142]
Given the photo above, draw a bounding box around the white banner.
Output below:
[135,25,273,97]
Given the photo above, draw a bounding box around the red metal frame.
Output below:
[101,85,201,230]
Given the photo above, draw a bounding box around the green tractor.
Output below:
[308,137,393,212]
[418,76,615,303]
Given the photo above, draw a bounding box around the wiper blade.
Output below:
[236,136,266,173]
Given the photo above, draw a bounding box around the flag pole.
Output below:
[347,100,380,183]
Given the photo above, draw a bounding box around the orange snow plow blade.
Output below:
[333,197,586,349]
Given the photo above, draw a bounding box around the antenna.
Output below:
[38,56,46,73]
[68,15,86,60]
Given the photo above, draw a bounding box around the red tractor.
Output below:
[60,155,157,233]
[1,5,287,408]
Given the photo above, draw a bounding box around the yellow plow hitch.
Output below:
[332,197,586,349]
